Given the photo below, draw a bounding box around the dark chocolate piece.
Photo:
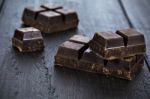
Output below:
[12,27,44,52]
[36,11,62,25]
[106,56,137,70]
[89,32,125,60]
[89,30,146,60]
[55,41,88,68]
[22,4,79,33]
[22,6,47,26]
[116,29,146,56]
[78,48,104,72]
[55,45,144,80]
[102,55,144,80]
[41,4,62,10]
[54,35,144,80]
[56,9,79,21]
[116,29,145,46]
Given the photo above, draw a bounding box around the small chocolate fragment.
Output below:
[41,4,62,10]
[69,35,91,45]
[12,27,44,52]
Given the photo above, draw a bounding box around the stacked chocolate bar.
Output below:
[22,4,79,33]
[54,29,146,80]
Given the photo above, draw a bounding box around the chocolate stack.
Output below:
[54,29,146,80]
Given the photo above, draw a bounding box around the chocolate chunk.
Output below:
[89,32,125,60]
[12,27,44,52]
[89,30,146,60]
[102,55,144,80]
[56,9,79,22]
[55,41,88,59]
[106,56,137,70]
[79,48,104,72]
[22,6,46,19]
[69,35,91,45]
[41,4,62,10]
[116,29,145,46]
[36,11,62,25]
[94,32,124,48]
[22,4,79,33]
[55,41,88,68]
[22,6,47,26]
[116,29,146,56]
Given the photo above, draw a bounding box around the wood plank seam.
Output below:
[118,0,150,72]
[118,0,134,28]
[0,0,5,14]
[144,54,150,71]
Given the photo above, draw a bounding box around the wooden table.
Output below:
[0,0,150,99]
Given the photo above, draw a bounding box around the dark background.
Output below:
[0,0,150,99]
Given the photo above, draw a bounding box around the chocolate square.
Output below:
[12,27,44,52]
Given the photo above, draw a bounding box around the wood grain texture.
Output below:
[0,0,149,99]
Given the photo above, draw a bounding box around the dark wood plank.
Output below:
[121,0,150,71]
[0,1,57,99]
[121,0,150,29]
[0,0,149,99]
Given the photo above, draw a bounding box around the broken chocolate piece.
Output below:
[55,46,144,80]
[89,30,146,60]
[116,29,146,56]
[22,4,79,33]
[89,32,125,60]
[12,27,44,52]
[103,55,144,80]
[78,48,104,72]
[106,56,137,70]
[116,29,145,46]
[55,41,88,59]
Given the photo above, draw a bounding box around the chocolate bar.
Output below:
[89,29,146,60]
[54,35,144,80]
[22,4,79,33]
[12,27,44,52]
